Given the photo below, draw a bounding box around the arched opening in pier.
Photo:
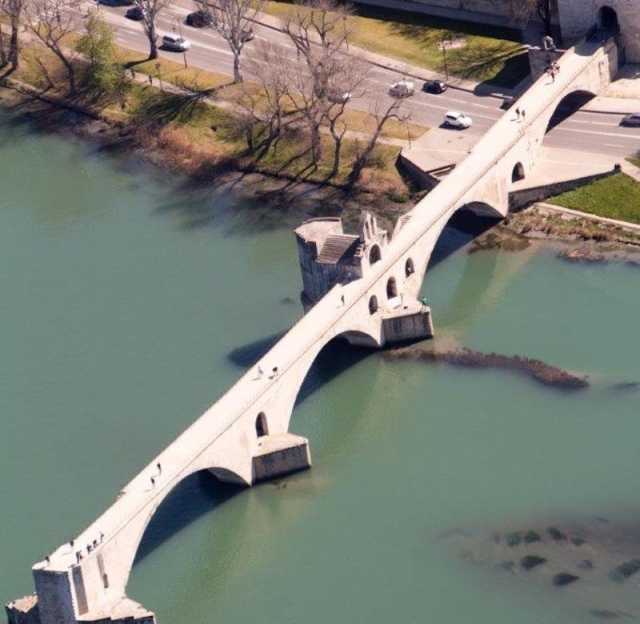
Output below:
[545,90,596,132]
[428,203,502,269]
[369,244,381,265]
[256,413,268,437]
[369,295,378,314]
[405,258,415,277]
[511,162,525,182]
[386,277,398,299]
[597,6,619,33]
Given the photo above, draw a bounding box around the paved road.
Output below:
[96,1,639,158]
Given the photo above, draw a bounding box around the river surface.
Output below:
[2,111,640,624]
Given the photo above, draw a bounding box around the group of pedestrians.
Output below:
[69,532,105,565]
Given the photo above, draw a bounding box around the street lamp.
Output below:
[173,19,188,69]
[155,62,163,91]
[440,34,451,81]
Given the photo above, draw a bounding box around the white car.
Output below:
[162,34,192,52]
[389,80,415,98]
[328,89,352,103]
[444,110,472,129]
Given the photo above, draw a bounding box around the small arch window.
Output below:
[369,245,381,265]
[256,413,268,438]
[386,277,398,299]
[405,258,415,277]
[369,295,378,315]
[512,162,525,182]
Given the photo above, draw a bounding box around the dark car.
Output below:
[422,79,447,94]
[621,113,640,127]
[125,6,145,20]
[185,10,212,28]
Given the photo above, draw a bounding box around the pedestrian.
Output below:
[151,476,155,488]
[550,69,556,83]
[521,109,526,121]
[271,366,279,378]
[515,107,521,121]
[257,366,264,379]
[157,462,162,474]
[92,540,98,549]
[45,556,50,566]
[69,539,74,548]
[341,294,345,305]
[76,551,82,564]
[100,532,104,543]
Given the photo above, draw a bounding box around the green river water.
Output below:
[2,113,640,623]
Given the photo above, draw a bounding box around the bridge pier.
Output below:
[253,433,311,482]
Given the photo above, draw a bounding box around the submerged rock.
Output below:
[384,345,589,390]
[521,555,547,570]
[558,248,606,263]
[553,572,580,586]
[609,560,640,582]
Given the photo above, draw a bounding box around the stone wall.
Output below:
[509,167,619,211]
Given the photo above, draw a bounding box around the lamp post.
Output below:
[405,114,412,149]
[155,62,163,91]
[173,19,188,69]
[440,34,451,81]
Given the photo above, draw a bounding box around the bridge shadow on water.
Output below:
[134,339,371,564]
[134,471,244,566]
[428,209,501,269]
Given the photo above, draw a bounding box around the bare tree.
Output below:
[24,0,85,93]
[347,97,406,188]
[242,40,293,155]
[0,0,26,70]
[508,0,553,36]
[280,0,359,165]
[195,0,264,83]
[132,0,170,60]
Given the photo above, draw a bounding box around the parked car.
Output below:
[422,79,447,94]
[161,34,192,52]
[185,10,212,28]
[389,80,415,98]
[125,6,145,20]
[443,110,472,129]
[621,113,640,127]
[241,27,255,42]
[327,89,352,103]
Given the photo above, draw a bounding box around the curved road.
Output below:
[96,1,640,158]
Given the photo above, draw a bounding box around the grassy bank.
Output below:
[264,1,529,87]
[8,40,428,200]
[547,174,640,224]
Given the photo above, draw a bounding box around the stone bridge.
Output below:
[6,35,618,624]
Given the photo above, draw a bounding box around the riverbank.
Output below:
[2,78,639,253]
[0,81,416,231]
[475,204,640,263]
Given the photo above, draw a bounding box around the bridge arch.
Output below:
[545,89,596,132]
